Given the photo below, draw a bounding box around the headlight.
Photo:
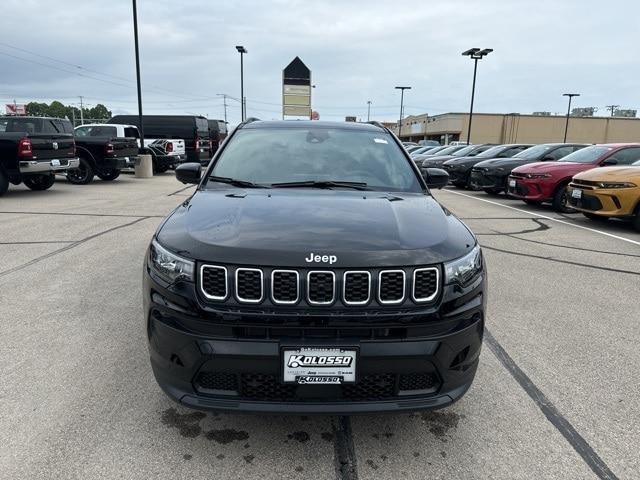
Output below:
[444,244,483,287]
[597,182,636,189]
[496,167,506,172]
[525,173,551,179]
[149,239,195,282]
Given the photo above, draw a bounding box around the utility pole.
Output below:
[132,0,145,149]
[79,96,84,125]
[367,100,372,122]
[395,86,411,138]
[606,105,619,117]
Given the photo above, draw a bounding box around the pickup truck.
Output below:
[75,123,187,174]
[72,123,139,184]
[0,116,79,196]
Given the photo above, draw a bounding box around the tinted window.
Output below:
[6,118,41,133]
[476,145,507,158]
[500,146,529,157]
[74,125,117,136]
[608,147,640,165]
[124,127,139,138]
[561,146,613,163]
[451,145,478,157]
[210,127,422,192]
[432,145,462,156]
[549,146,574,159]
[513,144,553,159]
[196,117,209,133]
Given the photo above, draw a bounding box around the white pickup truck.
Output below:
[74,123,187,173]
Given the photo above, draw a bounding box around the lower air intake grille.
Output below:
[308,271,335,304]
[195,371,237,391]
[379,270,405,303]
[398,372,438,391]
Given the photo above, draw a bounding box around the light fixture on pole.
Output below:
[562,93,580,142]
[395,86,411,138]
[461,47,493,144]
[235,46,247,121]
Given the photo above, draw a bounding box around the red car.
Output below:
[507,143,640,212]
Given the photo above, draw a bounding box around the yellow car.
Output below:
[566,160,640,231]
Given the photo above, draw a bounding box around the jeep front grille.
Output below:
[199,265,440,307]
[307,271,335,305]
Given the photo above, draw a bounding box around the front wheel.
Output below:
[96,169,121,181]
[23,174,55,191]
[552,185,574,213]
[67,157,94,185]
[483,187,503,195]
[633,208,640,232]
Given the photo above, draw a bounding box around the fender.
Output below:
[75,145,98,169]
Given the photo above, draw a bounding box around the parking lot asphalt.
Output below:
[1,175,638,479]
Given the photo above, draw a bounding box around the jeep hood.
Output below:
[157,189,476,267]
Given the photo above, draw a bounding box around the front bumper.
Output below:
[506,177,554,201]
[469,170,507,190]
[20,157,79,174]
[566,185,638,217]
[144,267,486,414]
[443,166,470,185]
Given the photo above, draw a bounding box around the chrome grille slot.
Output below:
[200,265,228,300]
[235,268,263,303]
[343,271,371,305]
[378,270,405,304]
[412,268,439,302]
[307,271,335,305]
[271,270,299,304]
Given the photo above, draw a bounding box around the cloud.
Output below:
[1,0,638,125]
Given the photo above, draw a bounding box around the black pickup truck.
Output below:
[0,116,79,196]
[69,123,139,184]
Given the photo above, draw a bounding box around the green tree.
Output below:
[25,102,50,116]
[88,104,111,120]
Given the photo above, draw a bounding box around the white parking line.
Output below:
[441,189,640,247]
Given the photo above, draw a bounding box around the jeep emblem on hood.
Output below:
[305,253,337,264]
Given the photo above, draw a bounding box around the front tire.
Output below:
[552,184,574,213]
[633,205,640,232]
[23,174,55,191]
[483,187,502,195]
[0,169,9,196]
[96,169,121,181]
[67,157,94,185]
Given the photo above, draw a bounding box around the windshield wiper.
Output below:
[208,176,269,188]
[271,180,370,190]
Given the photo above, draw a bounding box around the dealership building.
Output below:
[391,112,640,145]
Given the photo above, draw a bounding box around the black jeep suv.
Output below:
[143,120,486,414]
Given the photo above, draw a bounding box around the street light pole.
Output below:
[367,100,371,122]
[236,46,247,121]
[462,48,493,144]
[395,86,411,138]
[563,93,580,142]
[132,0,144,149]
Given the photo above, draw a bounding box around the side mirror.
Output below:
[175,162,202,184]
[602,158,618,166]
[423,168,449,189]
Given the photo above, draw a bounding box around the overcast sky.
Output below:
[1,0,638,126]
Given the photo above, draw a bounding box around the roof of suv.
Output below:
[241,120,386,132]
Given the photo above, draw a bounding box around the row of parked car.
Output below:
[406,142,640,232]
[0,114,228,195]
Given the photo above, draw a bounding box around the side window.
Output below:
[43,120,60,133]
[610,148,640,165]
[549,146,573,160]
[470,145,492,156]
[124,127,139,138]
[501,146,525,157]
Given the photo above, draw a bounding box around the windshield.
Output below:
[513,144,552,159]
[476,145,508,158]
[209,127,422,192]
[451,145,478,157]
[561,145,613,163]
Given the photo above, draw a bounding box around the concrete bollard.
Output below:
[135,154,153,178]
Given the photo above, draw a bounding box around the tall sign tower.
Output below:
[282,57,312,119]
